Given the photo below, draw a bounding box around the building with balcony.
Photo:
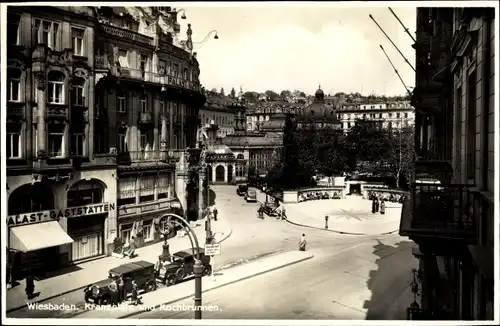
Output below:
[5,6,120,277]
[339,100,415,132]
[92,7,205,250]
[400,8,495,320]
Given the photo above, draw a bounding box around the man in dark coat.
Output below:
[380,199,386,215]
[374,197,380,213]
[213,207,218,221]
[118,276,125,303]
[131,281,142,305]
[25,274,35,299]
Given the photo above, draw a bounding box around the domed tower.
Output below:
[300,85,341,129]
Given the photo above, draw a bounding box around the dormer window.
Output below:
[123,21,130,29]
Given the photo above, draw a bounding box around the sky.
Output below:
[176,2,418,96]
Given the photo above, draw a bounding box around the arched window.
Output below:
[8,69,21,102]
[67,179,105,207]
[237,154,244,160]
[8,183,54,215]
[48,71,65,104]
[73,77,85,106]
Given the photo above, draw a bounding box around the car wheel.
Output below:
[166,274,177,286]
[98,295,110,305]
[175,268,186,280]
[145,280,157,292]
[203,265,212,276]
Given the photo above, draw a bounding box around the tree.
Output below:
[230,87,236,98]
[242,91,259,103]
[220,88,225,96]
[280,90,292,98]
[265,90,279,101]
[299,91,306,97]
[381,126,415,189]
[211,88,217,93]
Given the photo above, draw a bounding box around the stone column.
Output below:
[34,72,47,157]
[169,101,174,149]
[153,96,160,151]
[212,166,216,183]
[160,117,168,151]
[232,164,236,181]
[224,165,228,183]
[129,95,138,152]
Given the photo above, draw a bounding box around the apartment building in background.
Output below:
[400,7,495,320]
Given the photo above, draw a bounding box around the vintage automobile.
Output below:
[156,248,212,286]
[262,201,280,216]
[245,190,257,202]
[84,260,157,305]
[236,184,248,196]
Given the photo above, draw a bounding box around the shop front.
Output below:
[117,200,183,251]
[66,179,113,262]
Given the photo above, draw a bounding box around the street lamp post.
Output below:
[160,213,204,319]
[175,8,187,20]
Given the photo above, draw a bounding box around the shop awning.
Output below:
[9,221,74,253]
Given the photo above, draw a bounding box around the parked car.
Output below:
[157,248,212,286]
[84,260,157,305]
[262,201,280,216]
[245,190,257,202]
[237,184,248,196]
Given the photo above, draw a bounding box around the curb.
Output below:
[285,218,399,236]
[119,251,314,319]
[6,223,234,314]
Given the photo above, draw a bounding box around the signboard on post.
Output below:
[204,243,221,256]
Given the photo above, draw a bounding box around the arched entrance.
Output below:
[237,154,244,160]
[227,165,234,183]
[215,165,225,182]
[66,179,107,262]
[207,165,213,183]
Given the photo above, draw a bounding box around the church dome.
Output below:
[315,87,324,100]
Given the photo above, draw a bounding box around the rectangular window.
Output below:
[183,67,188,79]
[139,175,155,202]
[140,96,147,113]
[74,82,85,106]
[48,124,65,158]
[8,13,20,45]
[35,19,59,49]
[173,63,179,77]
[117,50,129,68]
[158,60,166,75]
[118,131,127,153]
[396,113,401,119]
[467,70,477,179]
[160,100,165,116]
[139,54,148,78]
[142,219,153,241]
[118,93,126,112]
[158,173,171,199]
[118,178,136,206]
[8,73,21,102]
[48,79,64,104]
[71,132,84,156]
[388,113,393,118]
[71,27,85,56]
[120,223,133,244]
[404,113,408,118]
[7,124,22,159]
[140,134,147,150]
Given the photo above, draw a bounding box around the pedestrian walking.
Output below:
[380,199,386,215]
[108,279,119,306]
[374,197,380,213]
[281,207,287,220]
[213,207,218,221]
[130,281,142,305]
[298,234,307,251]
[127,236,136,258]
[118,276,125,303]
[25,273,35,299]
[371,197,376,214]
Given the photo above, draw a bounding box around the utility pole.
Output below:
[369,14,416,72]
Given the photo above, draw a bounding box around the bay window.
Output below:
[71,27,85,56]
[48,71,65,104]
[7,124,22,159]
[73,78,85,106]
[8,69,21,102]
[139,175,155,203]
[118,93,126,112]
[118,178,136,206]
[48,124,65,158]
[35,19,60,49]
[157,173,171,199]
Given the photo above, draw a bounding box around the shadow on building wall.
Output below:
[363,239,418,320]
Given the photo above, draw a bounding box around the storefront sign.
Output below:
[7,203,116,227]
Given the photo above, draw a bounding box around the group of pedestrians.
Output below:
[371,197,386,215]
[108,276,142,306]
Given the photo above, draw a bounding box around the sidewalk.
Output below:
[71,250,314,319]
[6,215,232,312]
[285,196,402,235]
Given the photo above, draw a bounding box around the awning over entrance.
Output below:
[9,221,74,252]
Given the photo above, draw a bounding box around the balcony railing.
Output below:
[100,24,153,45]
[139,112,152,124]
[117,150,181,165]
[400,183,477,242]
[95,55,201,92]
